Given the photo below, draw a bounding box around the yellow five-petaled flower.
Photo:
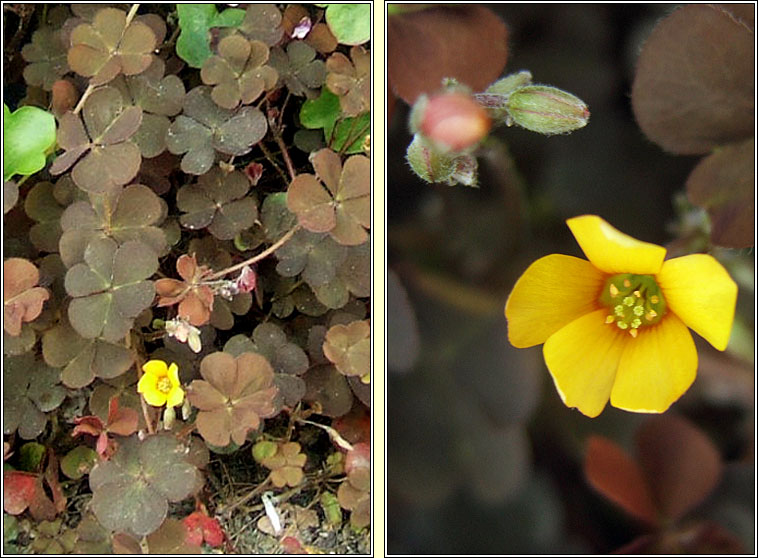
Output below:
[138,360,185,408]
[505,215,737,418]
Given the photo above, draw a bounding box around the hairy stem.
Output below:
[206,224,301,280]
[130,333,155,435]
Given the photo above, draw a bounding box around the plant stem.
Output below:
[130,333,155,435]
[217,474,272,516]
[206,224,301,280]
[125,3,140,27]
[72,84,94,115]
[259,142,289,183]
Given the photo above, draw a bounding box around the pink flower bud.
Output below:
[414,92,491,152]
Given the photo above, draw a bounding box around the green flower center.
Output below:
[599,273,666,338]
[157,376,172,394]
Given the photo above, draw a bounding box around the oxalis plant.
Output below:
[3,3,370,554]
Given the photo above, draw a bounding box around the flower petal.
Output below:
[567,215,666,275]
[544,309,628,417]
[137,372,153,394]
[142,359,168,377]
[166,385,185,408]
[142,385,168,407]
[167,362,181,385]
[506,254,606,348]
[656,254,737,351]
[611,314,696,413]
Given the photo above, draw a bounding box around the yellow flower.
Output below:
[505,215,737,418]
[138,360,185,408]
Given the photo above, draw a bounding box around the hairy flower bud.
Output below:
[410,92,491,152]
[505,85,590,135]
[475,70,533,121]
[406,134,478,187]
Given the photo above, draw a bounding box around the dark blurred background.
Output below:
[387,4,754,554]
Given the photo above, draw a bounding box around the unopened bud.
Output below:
[410,92,491,152]
[485,70,533,96]
[475,71,533,121]
[406,135,478,187]
[505,85,589,135]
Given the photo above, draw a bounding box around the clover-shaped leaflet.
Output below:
[4,258,50,337]
[67,7,157,86]
[326,46,370,117]
[58,183,167,268]
[49,86,142,195]
[275,229,348,289]
[268,41,326,98]
[337,442,370,528]
[89,433,201,536]
[255,441,307,488]
[24,181,66,253]
[201,34,279,110]
[43,318,134,389]
[113,58,186,158]
[238,3,284,46]
[21,26,70,90]
[187,352,280,447]
[4,353,66,440]
[223,323,308,407]
[64,238,158,343]
[166,85,268,175]
[287,149,370,246]
[323,320,370,381]
[155,253,215,327]
[177,167,258,241]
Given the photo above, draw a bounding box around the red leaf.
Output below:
[281,536,307,554]
[106,396,139,436]
[388,5,508,104]
[72,415,105,438]
[344,442,370,475]
[3,470,38,515]
[636,414,723,522]
[245,162,264,186]
[183,511,225,548]
[585,436,659,525]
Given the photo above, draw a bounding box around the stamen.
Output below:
[623,296,635,307]
[609,284,619,297]
[631,318,641,328]
[605,315,615,324]
[633,290,641,298]
[629,329,638,338]
[633,305,644,316]
[646,310,657,321]
[600,273,666,336]
[614,305,625,317]
[650,295,659,304]
[616,321,628,330]
[623,279,631,288]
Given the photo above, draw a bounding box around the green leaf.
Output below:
[61,446,98,480]
[176,4,246,69]
[3,104,56,181]
[300,88,342,130]
[327,112,370,154]
[324,4,370,45]
[18,442,46,472]
[89,433,201,536]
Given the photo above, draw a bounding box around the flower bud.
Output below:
[410,92,491,152]
[406,134,478,187]
[475,71,533,121]
[485,70,533,96]
[505,85,589,135]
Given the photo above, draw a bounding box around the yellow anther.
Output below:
[631,318,641,328]
[609,284,619,297]
[633,305,644,316]
[616,321,628,330]
[623,296,635,307]
[645,310,657,321]
[605,315,615,324]
[650,295,659,304]
[614,305,625,317]
[633,290,641,298]
[623,279,631,288]
[629,328,638,338]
